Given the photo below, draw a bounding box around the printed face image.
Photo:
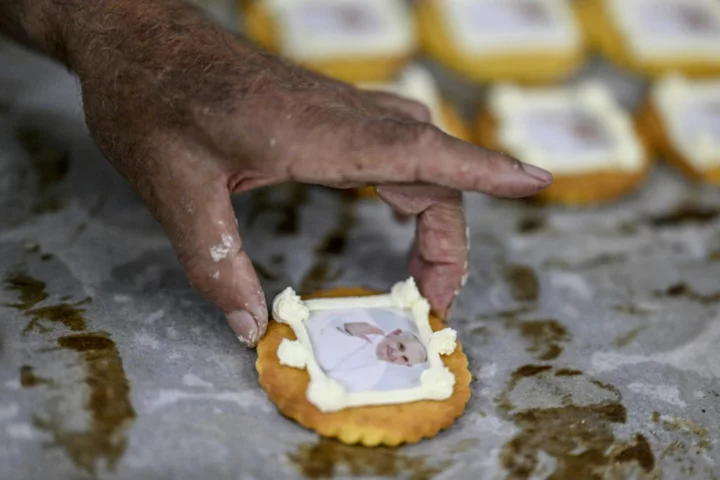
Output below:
[305,307,430,393]
[682,101,720,143]
[469,0,553,32]
[637,2,720,36]
[521,109,613,156]
[375,329,427,366]
[294,4,385,36]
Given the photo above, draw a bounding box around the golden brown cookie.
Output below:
[416,0,585,84]
[241,1,415,83]
[478,114,651,206]
[256,287,472,446]
[637,76,720,184]
[477,84,652,206]
[577,0,720,78]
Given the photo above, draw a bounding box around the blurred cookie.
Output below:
[639,75,720,183]
[416,0,584,84]
[478,83,651,206]
[256,283,471,446]
[354,65,472,198]
[579,0,720,77]
[242,0,416,83]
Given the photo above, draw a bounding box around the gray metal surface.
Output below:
[1,3,720,479]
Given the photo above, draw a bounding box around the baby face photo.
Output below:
[682,101,720,142]
[522,108,613,156]
[638,3,720,36]
[305,307,430,393]
[294,4,384,36]
[469,0,552,33]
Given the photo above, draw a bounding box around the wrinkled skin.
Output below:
[0,0,552,347]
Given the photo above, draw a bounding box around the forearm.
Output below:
[0,0,76,64]
[0,0,248,76]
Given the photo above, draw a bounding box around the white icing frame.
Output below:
[652,74,720,169]
[271,278,458,413]
[262,0,416,61]
[439,0,581,54]
[607,0,720,60]
[489,82,644,174]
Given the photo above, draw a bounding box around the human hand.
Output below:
[60,1,551,347]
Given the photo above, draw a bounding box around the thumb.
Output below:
[147,173,268,347]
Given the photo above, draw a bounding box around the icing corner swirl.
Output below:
[307,378,348,413]
[272,287,309,324]
[391,277,424,308]
[420,367,455,400]
[430,328,458,356]
[277,338,309,369]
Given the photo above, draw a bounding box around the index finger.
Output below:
[291,117,552,198]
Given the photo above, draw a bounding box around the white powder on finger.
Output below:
[210,234,234,262]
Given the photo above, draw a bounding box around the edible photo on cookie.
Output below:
[682,101,720,144]
[489,83,644,175]
[291,3,385,36]
[630,0,720,36]
[608,0,720,58]
[267,0,415,62]
[479,82,650,205]
[270,278,458,412]
[648,75,720,180]
[521,109,614,156]
[306,307,429,393]
[467,0,553,32]
[440,0,580,52]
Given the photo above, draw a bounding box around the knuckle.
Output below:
[369,92,430,122]
[356,118,403,148]
[180,252,213,286]
[297,103,331,128]
[410,102,432,123]
[410,123,444,150]
[195,277,227,303]
[503,155,524,171]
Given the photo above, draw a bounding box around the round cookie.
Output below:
[416,0,585,84]
[242,0,416,83]
[477,83,651,206]
[638,75,720,184]
[578,0,720,78]
[256,287,472,447]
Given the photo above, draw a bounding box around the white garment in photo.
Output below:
[306,309,389,392]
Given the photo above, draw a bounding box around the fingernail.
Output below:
[520,162,553,184]
[226,310,259,347]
